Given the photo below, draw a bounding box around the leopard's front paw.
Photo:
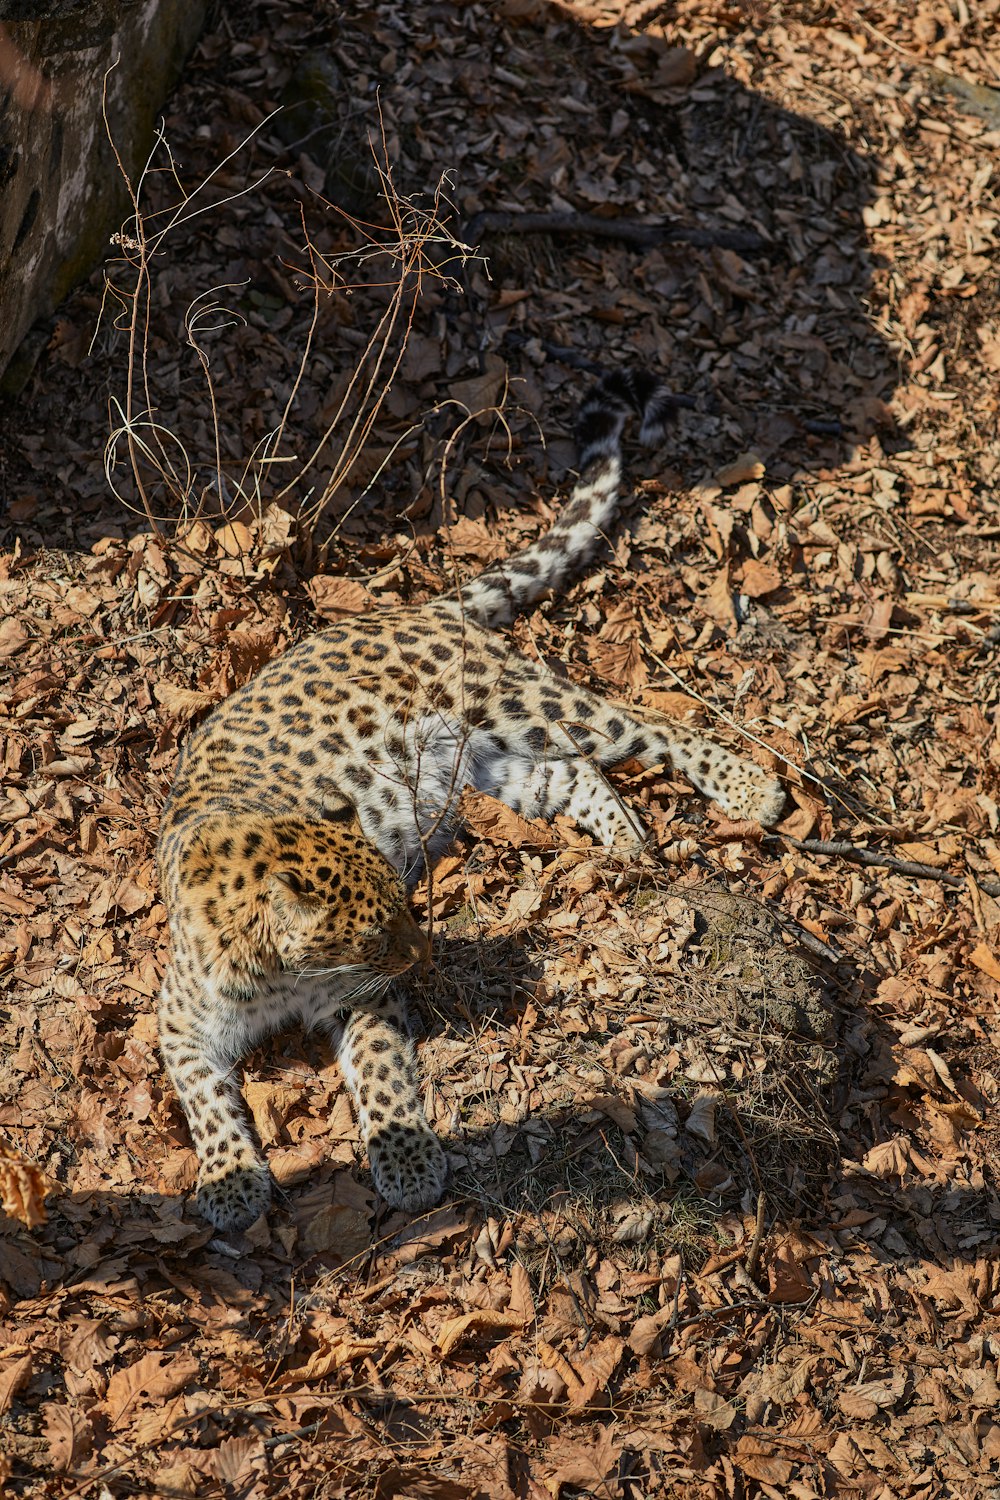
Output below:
[368,1120,449,1213]
[722,772,785,828]
[195,1162,272,1232]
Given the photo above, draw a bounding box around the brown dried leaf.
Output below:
[460,789,559,849]
[444,515,509,563]
[518,1361,567,1407]
[766,1248,814,1304]
[969,941,1000,982]
[0,619,30,658]
[741,1356,818,1410]
[0,1354,32,1417]
[280,1334,382,1383]
[42,1403,94,1471]
[212,1436,263,1483]
[155,681,224,722]
[862,1137,912,1177]
[628,1306,672,1357]
[565,1336,624,1412]
[508,1261,534,1323]
[104,1352,200,1427]
[740,558,782,597]
[436,1309,523,1358]
[733,1438,793,1486]
[714,452,766,487]
[243,1081,300,1147]
[639,689,701,721]
[300,1204,371,1261]
[269,1139,327,1184]
[838,1372,906,1419]
[0,1142,52,1228]
[307,576,373,619]
[702,565,738,627]
[59,1319,119,1372]
[214,521,253,557]
[542,1428,623,1498]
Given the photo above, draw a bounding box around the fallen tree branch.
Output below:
[463,208,770,256]
[769,834,1000,898]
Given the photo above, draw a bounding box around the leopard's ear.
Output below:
[269,866,322,930]
[320,796,365,833]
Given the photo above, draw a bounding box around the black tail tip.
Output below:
[577,369,674,459]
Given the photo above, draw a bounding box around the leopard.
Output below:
[156,371,785,1233]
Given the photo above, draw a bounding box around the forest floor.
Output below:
[1,0,999,1496]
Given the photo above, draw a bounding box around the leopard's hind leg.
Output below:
[491,753,649,853]
[595,711,786,826]
[501,668,785,827]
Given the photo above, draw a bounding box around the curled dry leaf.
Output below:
[460,789,559,849]
[714,452,766,488]
[154,681,225,722]
[518,1361,567,1408]
[0,1354,32,1418]
[969,942,1000,982]
[638,688,702,721]
[243,1080,300,1147]
[436,1309,523,1358]
[307,576,373,619]
[0,1141,53,1228]
[268,1139,327,1185]
[214,520,253,557]
[0,619,30,658]
[280,1335,382,1384]
[628,1306,673,1358]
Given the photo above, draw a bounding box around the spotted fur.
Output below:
[157,374,784,1231]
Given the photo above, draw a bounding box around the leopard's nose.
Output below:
[391,909,430,967]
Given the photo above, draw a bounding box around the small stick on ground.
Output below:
[770,834,1000,898]
[463,209,770,256]
[744,1191,767,1286]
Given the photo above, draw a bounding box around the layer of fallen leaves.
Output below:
[1,0,1000,1496]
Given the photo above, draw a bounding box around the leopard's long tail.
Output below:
[453,371,673,628]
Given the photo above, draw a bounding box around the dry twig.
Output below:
[772,834,1000,898]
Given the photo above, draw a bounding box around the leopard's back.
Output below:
[158,601,523,884]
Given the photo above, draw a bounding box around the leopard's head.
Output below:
[176,812,427,991]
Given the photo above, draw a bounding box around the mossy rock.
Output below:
[687,886,834,1043]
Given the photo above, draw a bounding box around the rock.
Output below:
[0,0,206,384]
